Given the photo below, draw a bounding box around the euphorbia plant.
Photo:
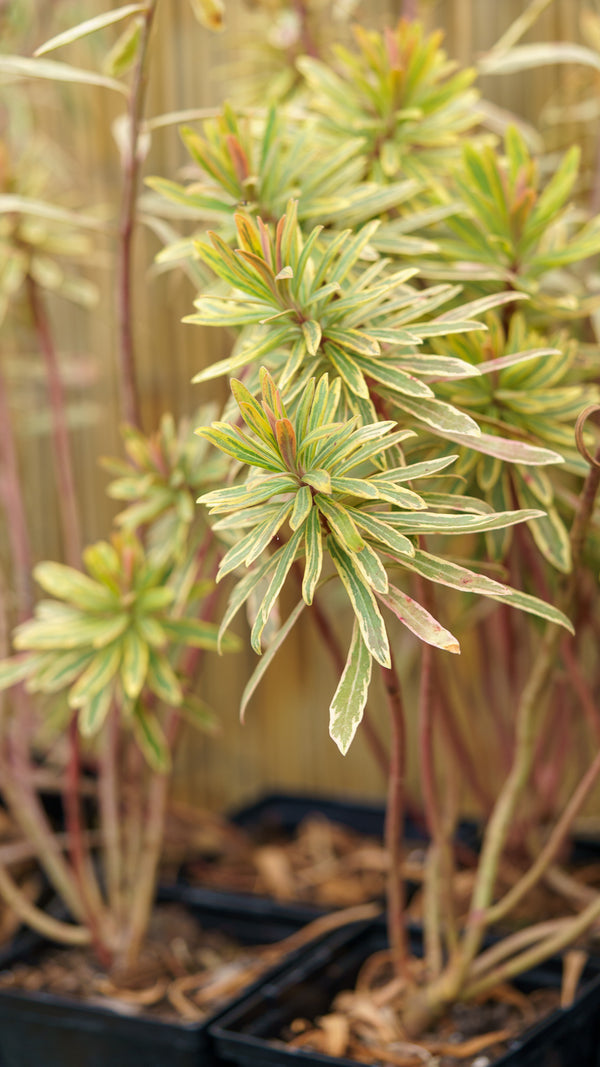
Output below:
[0,0,240,980]
[0,526,237,971]
[188,207,600,1037]
[168,20,600,1045]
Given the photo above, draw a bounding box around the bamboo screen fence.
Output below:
[1,0,599,813]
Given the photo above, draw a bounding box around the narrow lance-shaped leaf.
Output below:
[432,427,563,466]
[0,655,37,691]
[250,528,303,654]
[0,196,109,232]
[121,629,150,701]
[68,643,122,708]
[33,561,116,611]
[28,649,95,693]
[34,5,146,55]
[132,707,171,773]
[0,55,128,94]
[79,686,113,738]
[377,585,460,653]
[241,600,306,722]
[161,617,240,652]
[302,506,323,604]
[146,652,183,706]
[329,620,372,755]
[328,537,391,668]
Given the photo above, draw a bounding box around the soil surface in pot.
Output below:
[0,903,310,1023]
[164,805,600,935]
[0,901,378,1025]
[282,948,583,1067]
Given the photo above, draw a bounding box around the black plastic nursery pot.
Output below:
[210,919,600,1067]
[176,790,452,922]
[0,883,334,1067]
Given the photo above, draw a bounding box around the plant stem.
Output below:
[484,742,600,925]
[116,0,159,427]
[64,715,113,967]
[402,435,600,1037]
[461,434,600,965]
[1,717,85,921]
[462,895,600,999]
[381,652,408,976]
[119,708,178,973]
[25,273,82,569]
[0,864,91,945]
[435,668,493,812]
[98,702,124,922]
[0,362,34,619]
[560,637,600,742]
[419,640,443,975]
[467,918,568,981]
[22,274,105,951]
[415,563,458,971]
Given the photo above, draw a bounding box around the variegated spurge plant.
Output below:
[2,1,600,1049]
[0,0,240,981]
[180,22,600,1041]
[198,368,569,751]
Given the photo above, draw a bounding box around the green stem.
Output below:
[98,702,124,922]
[1,716,85,921]
[416,563,458,971]
[419,640,443,976]
[462,896,600,999]
[403,435,600,1037]
[484,742,600,926]
[381,652,409,976]
[118,708,178,972]
[0,864,91,945]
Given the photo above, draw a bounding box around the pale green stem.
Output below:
[98,702,124,922]
[381,653,409,976]
[462,896,600,1000]
[118,708,179,971]
[484,742,600,926]
[459,434,600,972]
[0,864,90,945]
[2,711,86,921]
[402,436,600,1037]
[468,918,572,982]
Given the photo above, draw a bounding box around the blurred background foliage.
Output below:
[1,0,599,813]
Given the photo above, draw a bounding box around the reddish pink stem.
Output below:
[26,273,82,569]
[116,0,158,427]
[0,363,34,619]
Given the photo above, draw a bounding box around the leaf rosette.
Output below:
[298,20,480,183]
[188,201,506,438]
[425,313,599,572]
[103,408,228,564]
[0,534,238,770]
[427,127,600,317]
[198,368,572,753]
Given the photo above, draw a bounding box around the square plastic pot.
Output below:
[211,918,600,1067]
[175,790,454,922]
[0,883,320,1067]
